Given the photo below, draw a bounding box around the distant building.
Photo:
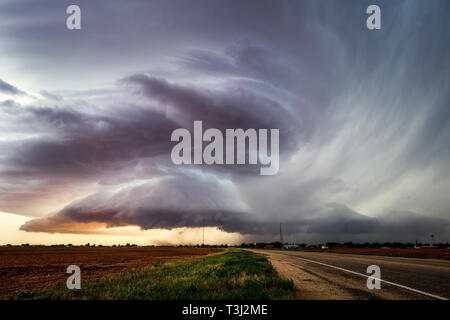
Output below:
[283,244,299,249]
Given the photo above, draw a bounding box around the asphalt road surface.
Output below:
[249,249,450,300]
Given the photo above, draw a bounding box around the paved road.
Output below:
[249,249,450,300]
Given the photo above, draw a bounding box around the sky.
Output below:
[0,0,449,245]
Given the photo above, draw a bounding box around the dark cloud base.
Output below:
[1,0,450,243]
[21,185,450,241]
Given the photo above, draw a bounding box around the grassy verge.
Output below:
[12,249,294,300]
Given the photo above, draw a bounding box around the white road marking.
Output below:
[279,253,448,300]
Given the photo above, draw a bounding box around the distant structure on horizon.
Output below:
[283,244,299,249]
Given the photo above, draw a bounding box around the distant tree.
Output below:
[343,242,355,248]
[392,242,406,248]
[271,241,283,248]
[326,242,341,248]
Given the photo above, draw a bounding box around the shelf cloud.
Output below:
[1,0,449,243]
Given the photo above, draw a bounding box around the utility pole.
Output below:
[280,223,283,244]
[202,217,205,246]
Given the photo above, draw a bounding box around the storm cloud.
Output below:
[0,79,26,96]
[1,0,450,243]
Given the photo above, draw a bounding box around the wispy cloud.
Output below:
[0,0,449,243]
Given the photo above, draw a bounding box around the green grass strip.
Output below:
[12,249,294,300]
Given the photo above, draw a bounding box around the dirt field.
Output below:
[290,248,450,260]
[0,247,220,298]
